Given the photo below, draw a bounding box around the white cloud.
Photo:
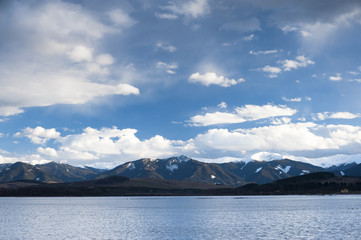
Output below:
[279,55,315,71]
[270,117,292,125]
[37,147,59,157]
[107,9,136,28]
[188,104,297,126]
[160,0,210,19]
[58,127,193,163]
[189,72,245,87]
[156,61,178,74]
[217,102,227,109]
[329,112,361,119]
[255,55,314,78]
[193,123,337,153]
[155,42,177,52]
[314,112,360,120]
[329,73,342,81]
[68,45,93,62]
[282,97,302,102]
[0,1,139,117]
[249,49,278,55]
[257,65,282,78]
[189,111,247,126]
[15,126,61,145]
[8,121,361,166]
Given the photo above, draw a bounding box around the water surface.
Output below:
[1,195,360,239]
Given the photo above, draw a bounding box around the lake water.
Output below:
[0,195,360,239]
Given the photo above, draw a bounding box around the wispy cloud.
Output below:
[188,104,297,126]
[249,49,278,55]
[157,0,210,19]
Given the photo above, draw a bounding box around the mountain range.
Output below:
[0,155,361,186]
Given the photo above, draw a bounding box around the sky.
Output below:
[2,0,361,168]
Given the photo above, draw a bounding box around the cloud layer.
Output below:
[0,1,139,116]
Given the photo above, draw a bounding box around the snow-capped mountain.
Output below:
[97,155,328,185]
[96,155,246,185]
[0,155,360,185]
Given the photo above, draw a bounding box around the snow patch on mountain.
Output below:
[166,164,178,171]
[255,167,263,173]
[300,170,310,175]
[177,155,191,162]
[305,154,361,168]
[275,165,291,174]
[127,162,135,170]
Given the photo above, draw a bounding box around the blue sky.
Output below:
[2,0,361,168]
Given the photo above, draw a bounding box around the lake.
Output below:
[0,195,360,239]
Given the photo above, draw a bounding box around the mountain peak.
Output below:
[176,155,191,162]
[251,152,284,162]
[165,155,192,163]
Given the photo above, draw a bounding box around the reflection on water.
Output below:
[0,195,360,239]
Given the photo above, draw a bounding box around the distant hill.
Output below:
[1,172,361,196]
[235,172,361,195]
[0,175,228,196]
[0,162,103,183]
[344,163,361,177]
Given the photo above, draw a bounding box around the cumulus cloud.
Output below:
[189,72,245,87]
[329,73,342,81]
[188,104,297,126]
[255,55,314,78]
[279,55,315,71]
[256,65,282,78]
[58,127,194,163]
[0,1,139,117]
[158,0,210,19]
[37,147,59,157]
[15,126,61,145]
[193,123,337,153]
[9,121,361,166]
